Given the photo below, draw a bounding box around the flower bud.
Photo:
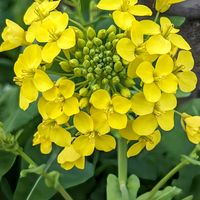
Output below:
[87,27,96,40]
[79,98,89,108]
[114,61,123,72]
[106,25,116,35]
[112,76,120,84]
[59,61,72,72]
[77,38,86,48]
[79,88,88,96]
[120,88,131,98]
[97,29,106,39]
[93,37,102,46]
[87,73,94,81]
[83,47,89,55]
[74,68,82,76]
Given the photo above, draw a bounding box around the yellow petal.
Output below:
[146,35,171,55]
[176,50,194,71]
[57,78,75,99]
[19,91,32,111]
[128,5,152,16]
[50,126,71,147]
[177,71,197,92]
[57,146,81,164]
[158,93,177,111]
[43,86,59,101]
[75,157,85,170]
[117,38,135,62]
[132,114,158,135]
[23,2,39,25]
[57,28,76,49]
[38,97,48,119]
[42,42,61,63]
[127,141,146,157]
[97,0,123,10]
[108,112,127,129]
[120,120,140,140]
[127,58,143,78]
[73,135,95,156]
[155,54,174,77]
[157,74,178,93]
[92,112,110,135]
[90,89,111,110]
[146,130,161,151]
[46,101,63,119]
[63,97,80,116]
[40,141,52,154]
[130,20,143,46]
[21,79,38,101]
[168,33,191,50]
[33,69,53,92]
[112,95,132,114]
[131,92,154,115]
[74,112,93,134]
[160,17,179,35]
[113,11,135,30]
[185,116,200,128]
[136,61,154,83]
[95,135,116,152]
[140,20,160,35]
[143,83,161,102]
[55,114,69,125]
[156,110,175,131]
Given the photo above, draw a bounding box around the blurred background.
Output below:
[0,0,200,200]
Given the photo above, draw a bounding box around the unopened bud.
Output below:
[74,68,82,76]
[93,37,102,46]
[120,88,131,98]
[79,88,88,96]
[69,59,79,68]
[77,39,86,48]
[97,29,106,39]
[79,98,89,108]
[59,61,72,72]
[87,27,96,40]
[114,62,123,72]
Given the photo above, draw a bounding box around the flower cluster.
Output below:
[0,0,198,170]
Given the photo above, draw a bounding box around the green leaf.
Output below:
[182,195,194,200]
[0,151,16,180]
[107,174,121,200]
[127,174,140,200]
[80,0,90,22]
[0,86,38,132]
[176,90,191,98]
[169,16,186,27]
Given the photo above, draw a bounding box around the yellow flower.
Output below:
[13,44,53,110]
[57,144,85,170]
[24,0,61,25]
[90,89,132,129]
[156,0,185,13]
[0,19,28,52]
[183,115,200,144]
[116,19,160,62]
[35,11,76,63]
[174,50,197,92]
[40,77,80,119]
[120,121,161,157]
[146,17,190,55]
[33,118,71,154]
[136,54,178,102]
[73,112,116,156]
[131,92,177,135]
[97,0,152,30]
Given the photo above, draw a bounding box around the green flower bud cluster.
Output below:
[64,25,135,96]
[0,123,20,153]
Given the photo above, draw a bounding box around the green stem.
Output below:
[174,110,182,116]
[69,19,86,32]
[149,160,188,200]
[118,137,129,200]
[154,12,160,23]
[57,183,73,200]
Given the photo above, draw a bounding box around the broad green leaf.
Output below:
[0,177,13,200]
[0,151,16,180]
[169,16,186,27]
[80,0,90,22]
[0,86,38,132]
[127,174,140,200]
[182,195,194,200]
[107,174,121,200]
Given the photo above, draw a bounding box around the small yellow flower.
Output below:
[33,118,71,154]
[173,50,197,92]
[146,17,190,55]
[40,77,80,119]
[73,112,116,156]
[57,144,85,170]
[120,121,161,157]
[131,92,177,135]
[183,115,200,144]
[136,54,178,102]
[156,0,185,13]
[90,89,132,129]
[97,0,152,30]
[13,44,53,110]
[35,11,76,63]
[0,19,28,52]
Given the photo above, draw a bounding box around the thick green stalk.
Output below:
[118,137,129,200]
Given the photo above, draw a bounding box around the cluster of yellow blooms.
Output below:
[0,0,199,170]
